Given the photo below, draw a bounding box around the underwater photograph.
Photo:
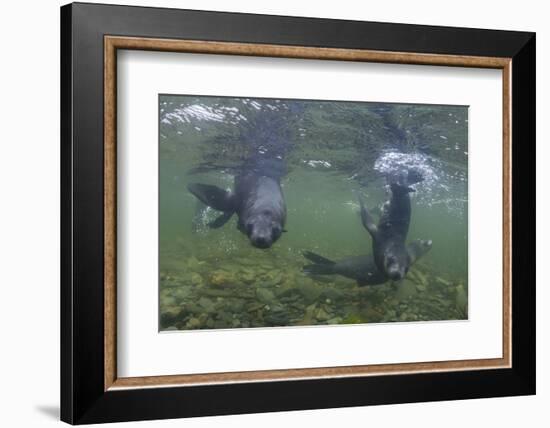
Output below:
[159,94,468,331]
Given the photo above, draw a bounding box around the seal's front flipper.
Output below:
[208,211,234,229]
[187,183,235,212]
[356,193,378,237]
[406,239,433,265]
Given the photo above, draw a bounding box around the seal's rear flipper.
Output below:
[302,263,336,275]
[302,251,336,276]
[356,193,378,237]
[303,251,335,265]
[208,211,234,229]
[187,183,235,212]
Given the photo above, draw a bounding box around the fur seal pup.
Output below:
[357,171,423,280]
[302,239,432,286]
[187,158,287,249]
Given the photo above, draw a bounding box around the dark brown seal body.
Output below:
[302,239,432,286]
[188,162,286,249]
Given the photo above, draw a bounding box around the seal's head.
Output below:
[384,247,410,281]
[385,239,433,280]
[244,210,283,249]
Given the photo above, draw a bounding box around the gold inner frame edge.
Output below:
[104,36,512,391]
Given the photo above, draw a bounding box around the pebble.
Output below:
[322,287,345,301]
[256,288,275,305]
[187,256,202,270]
[435,276,451,286]
[315,307,331,321]
[209,271,234,287]
[186,317,201,329]
[198,297,215,311]
[161,296,176,306]
[190,273,203,286]
[296,282,322,303]
[172,286,192,300]
[416,284,427,292]
[241,272,256,284]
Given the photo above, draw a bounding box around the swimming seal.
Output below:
[357,171,423,281]
[302,239,432,286]
[187,159,287,249]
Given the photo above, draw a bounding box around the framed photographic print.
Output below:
[60,2,535,425]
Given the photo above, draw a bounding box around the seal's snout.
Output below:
[247,215,281,249]
[387,262,406,281]
[252,236,271,249]
[388,270,404,281]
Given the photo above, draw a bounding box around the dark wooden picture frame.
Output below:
[61,2,535,424]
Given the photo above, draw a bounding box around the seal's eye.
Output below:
[262,209,271,217]
[246,223,254,234]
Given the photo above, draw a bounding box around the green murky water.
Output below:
[159,95,468,331]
